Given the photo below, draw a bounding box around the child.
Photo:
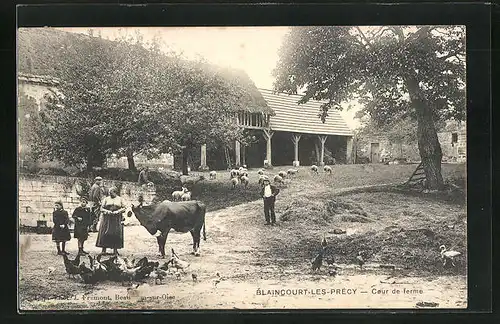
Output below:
[52,200,71,255]
[72,196,92,255]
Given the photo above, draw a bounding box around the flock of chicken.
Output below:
[57,248,194,285]
[309,236,462,275]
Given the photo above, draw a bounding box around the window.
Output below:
[451,133,458,146]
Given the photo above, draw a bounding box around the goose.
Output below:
[439,245,461,267]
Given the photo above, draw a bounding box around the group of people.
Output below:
[51,176,127,257]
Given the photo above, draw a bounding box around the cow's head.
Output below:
[128,196,157,235]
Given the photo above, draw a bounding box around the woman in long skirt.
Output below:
[95,186,126,255]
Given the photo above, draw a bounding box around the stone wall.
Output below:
[18,174,155,227]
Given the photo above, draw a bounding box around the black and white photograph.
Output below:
[17,25,467,310]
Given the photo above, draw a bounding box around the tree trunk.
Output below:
[126,150,137,172]
[182,147,189,175]
[86,151,93,173]
[405,75,444,190]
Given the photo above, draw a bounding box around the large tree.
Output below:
[273,26,465,189]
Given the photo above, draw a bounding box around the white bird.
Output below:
[439,245,461,267]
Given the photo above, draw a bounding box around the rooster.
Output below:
[311,248,324,271]
[356,252,365,270]
[62,253,81,278]
[439,245,461,267]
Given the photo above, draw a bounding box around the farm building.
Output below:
[356,120,466,164]
[180,88,355,171]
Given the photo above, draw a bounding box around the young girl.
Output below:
[52,200,71,255]
[72,196,92,255]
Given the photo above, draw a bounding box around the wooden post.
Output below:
[200,144,207,169]
[346,136,353,164]
[291,134,302,166]
[318,135,328,166]
[263,129,274,166]
[242,145,246,166]
[235,140,241,167]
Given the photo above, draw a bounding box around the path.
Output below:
[20,183,467,310]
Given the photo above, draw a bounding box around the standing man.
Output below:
[89,176,104,232]
[137,166,150,186]
[259,176,280,226]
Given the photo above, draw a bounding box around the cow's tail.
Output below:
[199,202,207,241]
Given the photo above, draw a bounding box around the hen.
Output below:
[62,253,81,278]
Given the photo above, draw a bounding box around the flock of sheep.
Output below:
[169,163,335,199]
[206,164,335,189]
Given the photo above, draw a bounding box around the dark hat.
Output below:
[54,200,64,208]
[80,196,88,202]
[262,175,270,181]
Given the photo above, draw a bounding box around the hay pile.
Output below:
[278,197,374,225]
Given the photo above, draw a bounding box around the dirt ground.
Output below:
[18,164,467,310]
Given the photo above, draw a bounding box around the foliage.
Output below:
[273,26,465,189]
[273,26,465,124]
[19,28,268,173]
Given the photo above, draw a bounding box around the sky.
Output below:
[58,27,361,130]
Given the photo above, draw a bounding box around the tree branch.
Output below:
[355,27,373,48]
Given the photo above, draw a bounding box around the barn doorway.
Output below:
[370,143,380,163]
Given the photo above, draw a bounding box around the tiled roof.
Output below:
[260,89,354,137]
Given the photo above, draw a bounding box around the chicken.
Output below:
[123,257,135,269]
[328,268,337,276]
[214,272,222,286]
[48,267,56,275]
[79,262,99,285]
[356,252,365,270]
[120,266,143,286]
[170,248,190,271]
[62,253,82,279]
[192,273,198,282]
[321,235,327,249]
[159,261,170,271]
[150,269,168,285]
[311,249,324,271]
[439,245,461,267]
[326,257,336,267]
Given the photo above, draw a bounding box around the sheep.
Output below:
[209,170,217,180]
[257,169,265,175]
[311,165,319,174]
[287,169,298,176]
[273,174,284,186]
[172,187,188,201]
[230,169,239,179]
[240,175,249,189]
[278,171,287,179]
[239,170,249,179]
[181,191,192,201]
[324,165,333,174]
[231,177,239,189]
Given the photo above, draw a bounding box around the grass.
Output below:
[19,163,466,306]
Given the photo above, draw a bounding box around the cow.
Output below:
[128,196,206,258]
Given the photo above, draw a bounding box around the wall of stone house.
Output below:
[105,153,174,170]
[18,174,155,228]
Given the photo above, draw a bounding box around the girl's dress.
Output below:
[95,196,125,249]
[52,210,71,242]
[72,206,92,240]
